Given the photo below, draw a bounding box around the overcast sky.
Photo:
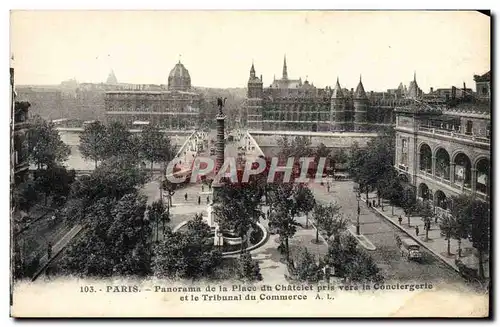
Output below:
[11,10,490,91]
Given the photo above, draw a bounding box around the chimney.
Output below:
[451,86,456,99]
[430,87,434,93]
[463,82,467,98]
[260,75,262,82]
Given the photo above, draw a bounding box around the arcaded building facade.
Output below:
[394,72,491,214]
[105,61,202,129]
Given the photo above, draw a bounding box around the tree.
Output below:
[292,185,315,228]
[185,213,212,242]
[379,172,403,216]
[236,252,263,282]
[34,165,76,206]
[449,195,473,258]
[27,115,70,168]
[293,248,323,283]
[12,180,39,212]
[312,202,344,243]
[152,217,222,279]
[70,156,147,208]
[277,135,313,160]
[323,234,353,275]
[314,143,331,171]
[139,125,176,175]
[103,121,134,160]
[324,233,382,283]
[469,199,490,279]
[148,200,170,242]
[79,121,107,168]
[162,179,177,207]
[400,187,417,227]
[417,201,434,241]
[439,214,456,256]
[58,194,152,277]
[343,250,383,283]
[347,129,395,202]
[330,148,348,175]
[270,205,300,263]
[214,180,262,251]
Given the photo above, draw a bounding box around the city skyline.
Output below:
[11,11,490,91]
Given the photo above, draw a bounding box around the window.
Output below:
[401,138,408,167]
[465,121,473,135]
[482,87,487,95]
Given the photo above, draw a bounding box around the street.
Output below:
[311,180,465,284]
[139,134,466,285]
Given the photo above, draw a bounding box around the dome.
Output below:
[106,70,118,84]
[168,61,191,91]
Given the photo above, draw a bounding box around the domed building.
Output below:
[104,60,202,129]
[168,61,191,91]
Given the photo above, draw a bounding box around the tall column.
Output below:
[212,99,226,204]
[431,155,436,176]
[450,162,456,183]
[215,113,225,174]
[471,168,477,193]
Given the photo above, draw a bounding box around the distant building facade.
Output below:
[10,67,31,186]
[243,57,423,132]
[104,61,202,129]
[394,72,490,214]
[474,71,490,99]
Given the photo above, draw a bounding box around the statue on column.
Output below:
[217,97,227,115]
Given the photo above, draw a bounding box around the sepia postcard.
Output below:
[9,10,491,318]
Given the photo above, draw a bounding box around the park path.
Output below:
[32,224,84,281]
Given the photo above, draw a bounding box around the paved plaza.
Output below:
[137,133,470,285]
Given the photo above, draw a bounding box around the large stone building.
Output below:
[10,67,31,186]
[243,57,422,132]
[104,61,202,129]
[16,62,206,128]
[394,71,490,215]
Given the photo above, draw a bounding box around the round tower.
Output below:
[330,77,346,132]
[353,75,369,132]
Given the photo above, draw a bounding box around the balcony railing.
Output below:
[417,126,490,145]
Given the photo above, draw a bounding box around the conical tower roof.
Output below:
[354,75,367,99]
[331,77,344,98]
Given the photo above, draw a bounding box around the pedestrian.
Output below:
[47,242,52,259]
[327,184,330,193]
[198,196,201,205]
[184,193,188,201]
[202,185,204,192]
[381,203,384,211]
[207,196,210,204]
[415,226,419,236]
[398,216,402,225]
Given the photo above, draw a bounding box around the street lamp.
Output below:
[355,191,361,236]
